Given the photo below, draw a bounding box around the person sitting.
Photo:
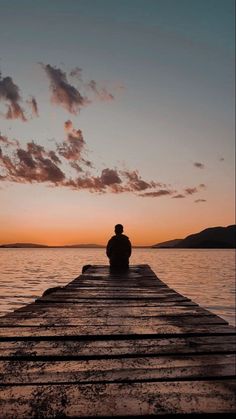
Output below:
[106,224,132,271]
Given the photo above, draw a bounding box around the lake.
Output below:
[0,248,235,326]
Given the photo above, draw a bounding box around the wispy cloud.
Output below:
[194,162,205,169]
[0,139,65,184]
[0,133,210,199]
[0,126,170,196]
[69,67,83,80]
[1,125,209,199]
[0,133,19,147]
[1,63,120,123]
[0,72,27,121]
[122,170,162,192]
[185,187,198,195]
[172,194,185,199]
[27,96,39,117]
[87,80,114,102]
[195,199,207,203]
[70,66,116,102]
[139,189,172,198]
[58,120,85,160]
[42,64,89,114]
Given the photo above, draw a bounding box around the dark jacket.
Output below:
[106,234,132,268]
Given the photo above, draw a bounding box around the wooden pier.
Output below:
[0,264,235,417]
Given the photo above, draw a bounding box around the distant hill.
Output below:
[0,243,48,248]
[0,243,104,248]
[152,239,183,248]
[175,225,235,248]
[153,225,235,249]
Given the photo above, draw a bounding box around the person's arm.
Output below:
[128,239,132,256]
[106,239,112,257]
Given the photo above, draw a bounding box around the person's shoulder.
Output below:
[122,234,130,241]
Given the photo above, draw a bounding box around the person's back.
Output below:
[106,224,132,270]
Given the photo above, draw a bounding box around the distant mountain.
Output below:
[0,243,104,248]
[175,225,235,248]
[153,225,235,249]
[152,239,183,248]
[0,243,48,248]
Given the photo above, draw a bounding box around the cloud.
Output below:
[27,97,39,117]
[17,148,36,169]
[87,80,114,102]
[1,64,120,123]
[139,189,172,197]
[172,194,186,199]
[194,162,205,169]
[58,120,85,160]
[69,67,83,80]
[122,170,163,192]
[69,67,115,102]
[0,120,184,198]
[47,150,61,164]
[6,102,27,121]
[0,72,27,121]
[195,199,207,203]
[219,157,225,162]
[185,187,198,195]
[100,168,122,186]
[42,64,88,114]
[0,138,65,184]
[183,184,206,197]
[0,134,19,147]
[0,148,16,177]
[0,135,176,196]
[27,141,45,158]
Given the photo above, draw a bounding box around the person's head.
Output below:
[115,224,123,235]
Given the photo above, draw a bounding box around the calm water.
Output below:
[0,248,235,326]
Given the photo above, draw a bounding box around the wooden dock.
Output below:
[0,264,235,417]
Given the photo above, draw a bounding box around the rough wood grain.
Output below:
[0,381,235,418]
[0,335,235,359]
[0,264,235,417]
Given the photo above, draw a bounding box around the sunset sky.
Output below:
[0,0,235,245]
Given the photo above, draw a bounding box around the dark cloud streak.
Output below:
[42,64,88,114]
[194,162,205,169]
[0,73,27,121]
[195,199,207,203]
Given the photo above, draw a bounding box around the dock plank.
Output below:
[0,335,235,359]
[0,381,235,418]
[0,264,235,417]
[0,354,235,384]
[0,315,228,326]
[1,324,235,338]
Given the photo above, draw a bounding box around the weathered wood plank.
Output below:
[0,335,235,358]
[0,324,235,338]
[0,380,235,417]
[1,264,235,417]
[36,294,191,304]
[12,300,200,310]
[1,306,214,318]
[0,314,227,326]
[0,354,235,384]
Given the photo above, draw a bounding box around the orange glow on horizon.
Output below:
[0,220,234,247]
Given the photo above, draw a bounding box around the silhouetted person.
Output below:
[106,224,132,271]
